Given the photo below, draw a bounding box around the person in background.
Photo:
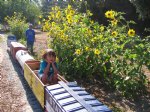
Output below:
[25,24,35,54]
[38,49,58,84]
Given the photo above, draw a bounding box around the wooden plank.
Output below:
[75,109,88,112]
[58,97,76,106]
[58,74,68,83]
[47,84,62,91]
[50,88,66,95]
[24,63,33,88]
[63,102,83,112]
[74,91,89,96]
[59,81,96,112]
[11,42,26,48]
[54,93,71,100]
[26,61,40,70]
[69,87,85,91]
[31,69,45,108]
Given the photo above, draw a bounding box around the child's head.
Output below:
[29,23,33,29]
[42,49,56,62]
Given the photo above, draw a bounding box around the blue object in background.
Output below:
[7,35,17,47]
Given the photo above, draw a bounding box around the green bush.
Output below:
[18,38,26,46]
[0,0,41,24]
[43,6,150,98]
[5,13,28,40]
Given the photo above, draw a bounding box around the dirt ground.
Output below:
[33,29,49,60]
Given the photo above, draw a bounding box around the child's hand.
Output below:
[46,60,52,64]
[48,61,53,64]
[52,61,56,65]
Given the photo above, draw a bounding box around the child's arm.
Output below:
[52,62,58,74]
[43,63,51,75]
[52,62,58,84]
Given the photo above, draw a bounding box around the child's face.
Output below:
[46,55,56,63]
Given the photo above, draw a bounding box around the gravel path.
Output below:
[0,34,43,112]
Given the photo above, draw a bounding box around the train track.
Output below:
[0,34,43,112]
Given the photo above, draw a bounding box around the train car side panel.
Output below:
[10,42,27,60]
[24,63,33,88]
[24,61,45,108]
[31,70,45,108]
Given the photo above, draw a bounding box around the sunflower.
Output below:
[68,5,72,10]
[85,46,90,51]
[111,19,118,26]
[100,26,104,32]
[63,35,68,41]
[70,10,75,15]
[65,9,68,14]
[38,21,41,25]
[87,29,92,35]
[91,38,96,42]
[67,14,72,20]
[51,22,55,27]
[128,29,135,37]
[56,11,61,18]
[86,10,93,16]
[52,7,55,11]
[90,20,94,24]
[51,14,55,19]
[94,49,100,55]
[42,19,46,22]
[39,15,42,18]
[60,35,65,40]
[105,10,115,19]
[68,19,73,24]
[112,31,118,37]
[75,49,81,55]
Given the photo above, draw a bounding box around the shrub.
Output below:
[43,6,150,98]
[5,13,28,40]
[18,38,26,46]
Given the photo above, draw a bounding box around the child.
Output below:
[25,24,35,54]
[38,49,58,84]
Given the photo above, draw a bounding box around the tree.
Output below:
[68,0,150,36]
[41,0,68,18]
[130,0,150,20]
[0,0,41,24]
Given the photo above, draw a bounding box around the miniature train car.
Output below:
[7,35,16,47]
[10,42,112,112]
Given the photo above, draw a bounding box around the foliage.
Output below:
[69,0,150,20]
[19,38,26,46]
[5,13,28,40]
[43,5,150,98]
[41,0,68,19]
[0,0,41,24]
[130,0,150,20]
[68,0,150,38]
